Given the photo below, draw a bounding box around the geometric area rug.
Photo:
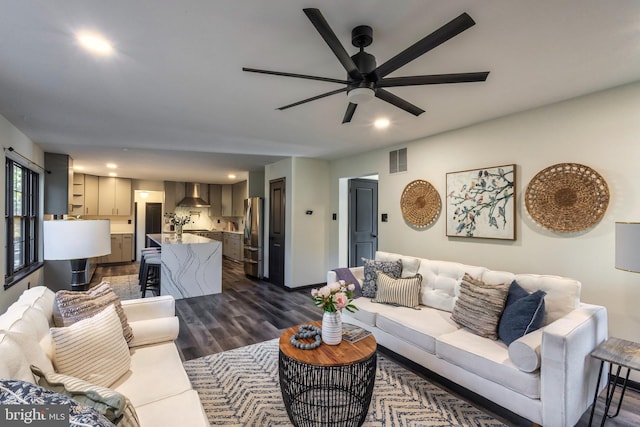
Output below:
[183,339,507,426]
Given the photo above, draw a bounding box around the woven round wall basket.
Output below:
[525,163,609,232]
[400,179,441,228]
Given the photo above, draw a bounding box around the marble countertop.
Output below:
[146,233,222,246]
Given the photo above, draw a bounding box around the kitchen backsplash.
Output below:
[169,206,243,232]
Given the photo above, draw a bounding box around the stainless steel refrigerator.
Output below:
[243,197,264,278]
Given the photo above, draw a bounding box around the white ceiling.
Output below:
[1,0,639,183]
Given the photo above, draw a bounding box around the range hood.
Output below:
[177,183,210,207]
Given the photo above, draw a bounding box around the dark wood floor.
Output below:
[94,260,640,427]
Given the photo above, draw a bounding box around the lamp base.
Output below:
[69,258,90,291]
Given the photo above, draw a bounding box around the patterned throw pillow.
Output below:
[451,273,509,340]
[361,258,402,298]
[53,281,133,344]
[0,379,115,427]
[498,281,546,345]
[31,366,140,426]
[50,305,131,388]
[373,272,422,309]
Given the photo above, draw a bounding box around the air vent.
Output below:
[389,148,407,174]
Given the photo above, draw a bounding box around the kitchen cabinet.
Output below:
[98,177,132,216]
[44,153,73,216]
[102,233,134,263]
[223,232,243,262]
[221,185,232,217]
[209,185,222,217]
[232,180,247,217]
[84,174,99,215]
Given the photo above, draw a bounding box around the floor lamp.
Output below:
[615,222,640,273]
[44,219,111,290]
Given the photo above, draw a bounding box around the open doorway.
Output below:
[134,190,164,261]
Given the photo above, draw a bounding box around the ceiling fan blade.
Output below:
[342,103,357,124]
[277,87,348,110]
[375,13,476,79]
[303,8,363,81]
[375,89,425,116]
[242,67,349,85]
[379,71,490,87]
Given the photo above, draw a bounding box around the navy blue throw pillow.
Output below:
[498,280,546,346]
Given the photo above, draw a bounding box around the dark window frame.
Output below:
[5,158,42,289]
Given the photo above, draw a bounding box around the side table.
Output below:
[278,322,377,427]
[588,337,640,427]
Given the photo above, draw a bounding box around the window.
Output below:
[5,158,40,288]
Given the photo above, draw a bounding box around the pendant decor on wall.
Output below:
[525,163,609,232]
[446,164,516,240]
[400,179,441,228]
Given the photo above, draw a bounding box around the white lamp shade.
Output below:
[615,222,640,273]
[44,219,111,260]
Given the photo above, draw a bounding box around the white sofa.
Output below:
[328,251,608,427]
[0,286,209,427]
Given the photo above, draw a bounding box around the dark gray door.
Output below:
[269,178,285,286]
[349,179,378,267]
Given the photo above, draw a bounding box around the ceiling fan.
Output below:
[243,8,490,124]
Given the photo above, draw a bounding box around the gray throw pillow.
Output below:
[451,273,509,340]
[361,258,402,298]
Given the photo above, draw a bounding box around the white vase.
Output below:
[322,311,342,345]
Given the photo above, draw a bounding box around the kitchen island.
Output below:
[146,233,222,299]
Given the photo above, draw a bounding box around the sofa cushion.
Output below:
[375,251,421,277]
[0,333,35,383]
[15,286,56,322]
[375,306,459,354]
[31,366,140,426]
[53,282,134,344]
[482,270,581,325]
[0,379,115,426]
[0,305,55,374]
[451,274,509,340]
[361,258,402,298]
[343,297,396,327]
[50,305,131,387]
[418,260,487,312]
[373,272,422,309]
[110,341,194,408]
[508,329,543,372]
[498,281,546,345]
[135,389,209,427]
[436,329,541,399]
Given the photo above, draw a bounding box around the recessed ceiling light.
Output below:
[106,163,117,169]
[108,172,117,177]
[74,165,85,171]
[374,118,390,129]
[76,31,114,56]
[228,174,236,179]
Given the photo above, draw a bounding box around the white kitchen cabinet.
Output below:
[84,174,99,215]
[98,177,132,216]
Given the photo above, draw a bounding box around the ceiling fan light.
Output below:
[347,88,375,104]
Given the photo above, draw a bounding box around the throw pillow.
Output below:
[361,258,402,298]
[451,273,509,340]
[373,272,422,309]
[0,379,115,427]
[53,281,134,344]
[31,366,140,426]
[50,305,131,388]
[498,280,546,345]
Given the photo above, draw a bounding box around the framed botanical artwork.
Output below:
[446,164,516,240]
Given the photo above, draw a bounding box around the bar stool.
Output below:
[139,248,161,288]
[141,256,161,298]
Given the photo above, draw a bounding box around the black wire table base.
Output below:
[279,349,377,427]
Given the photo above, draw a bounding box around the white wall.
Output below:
[0,115,45,313]
[329,82,640,343]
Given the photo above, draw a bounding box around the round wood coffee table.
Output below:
[278,321,377,427]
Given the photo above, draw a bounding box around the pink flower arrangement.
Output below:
[311,280,358,313]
